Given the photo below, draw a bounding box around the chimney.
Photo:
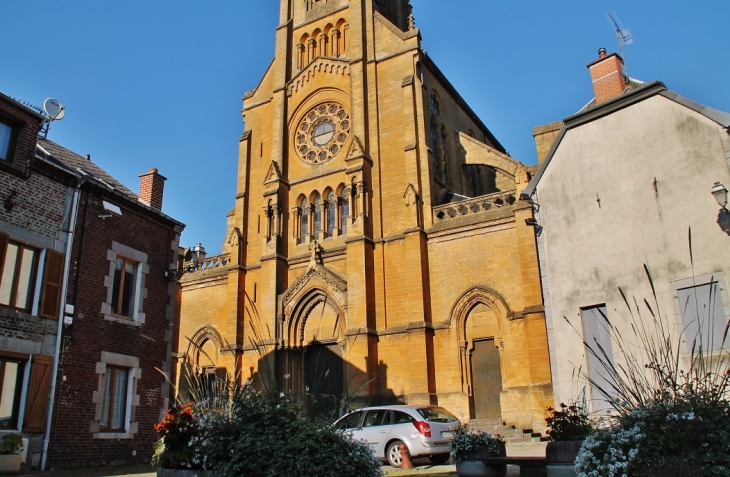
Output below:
[138,167,166,210]
[532,121,562,165]
[587,47,627,104]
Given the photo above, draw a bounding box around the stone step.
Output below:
[467,420,545,444]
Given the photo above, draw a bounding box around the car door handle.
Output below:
[380,430,388,434]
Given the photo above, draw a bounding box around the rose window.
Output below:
[295,102,350,164]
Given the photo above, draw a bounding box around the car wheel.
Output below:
[428,453,450,465]
[386,440,403,468]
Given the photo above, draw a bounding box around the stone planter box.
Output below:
[545,440,583,477]
[157,469,216,477]
[0,455,21,474]
[455,445,507,477]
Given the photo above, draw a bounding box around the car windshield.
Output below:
[416,407,458,423]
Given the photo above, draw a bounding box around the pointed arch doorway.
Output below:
[452,287,509,420]
[280,288,347,420]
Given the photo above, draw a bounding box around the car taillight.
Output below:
[413,421,431,437]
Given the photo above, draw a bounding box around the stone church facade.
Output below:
[175,0,552,430]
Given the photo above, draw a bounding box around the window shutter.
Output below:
[23,354,53,433]
[678,282,728,351]
[0,231,8,285]
[581,305,615,412]
[39,250,64,319]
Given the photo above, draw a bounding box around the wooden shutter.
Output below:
[0,231,8,287]
[39,250,64,319]
[23,354,53,433]
[581,305,614,412]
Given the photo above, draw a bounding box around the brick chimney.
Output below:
[138,167,166,210]
[587,47,627,104]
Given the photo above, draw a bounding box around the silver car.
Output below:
[334,405,461,467]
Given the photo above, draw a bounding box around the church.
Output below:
[174,0,552,431]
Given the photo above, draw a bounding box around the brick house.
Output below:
[0,93,75,468]
[33,138,185,468]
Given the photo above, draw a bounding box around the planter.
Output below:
[0,455,21,474]
[545,440,583,477]
[157,469,216,477]
[455,445,507,477]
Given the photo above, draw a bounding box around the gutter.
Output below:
[40,179,82,471]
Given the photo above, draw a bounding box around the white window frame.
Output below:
[90,351,140,439]
[670,272,730,355]
[101,241,147,326]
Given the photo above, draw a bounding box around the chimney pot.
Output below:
[138,167,167,210]
[598,47,607,58]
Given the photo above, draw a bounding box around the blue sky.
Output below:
[2,1,728,254]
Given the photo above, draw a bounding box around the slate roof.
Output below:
[35,137,184,228]
[37,138,137,199]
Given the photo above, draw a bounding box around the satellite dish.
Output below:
[43,98,65,121]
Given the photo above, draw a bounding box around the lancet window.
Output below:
[294,185,356,244]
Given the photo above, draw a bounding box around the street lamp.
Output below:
[711,182,730,234]
[166,242,207,281]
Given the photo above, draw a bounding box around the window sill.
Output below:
[103,313,144,327]
[92,431,134,440]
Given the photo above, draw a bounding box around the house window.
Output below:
[92,351,140,439]
[0,120,16,161]
[100,365,129,431]
[0,357,25,429]
[677,280,728,352]
[581,305,615,412]
[0,242,38,311]
[102,242,148,326]
[112,257,137,318]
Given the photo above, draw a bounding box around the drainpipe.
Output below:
[40,180,82,471]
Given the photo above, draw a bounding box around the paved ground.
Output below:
[20,463,524,477]
[21,444,544,477]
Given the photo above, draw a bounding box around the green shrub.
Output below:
[190,389,382,477]
[449,424,505,463]
[545,402,592,441]
[1,434,23,455]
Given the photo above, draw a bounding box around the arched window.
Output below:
[313,194,322,239]
[326,191,336,238]
[300,198,309,240]
[340,189,350,235]
[441,125,448,182]
[429,116,438,153]
[430,94,440,117]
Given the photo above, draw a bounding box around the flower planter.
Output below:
[455,445,507,477]
[545,440,583,477]
[0,455,21,474]
[157,469,216,477]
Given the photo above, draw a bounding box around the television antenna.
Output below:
[606,12,633,76]
[42,98,66,139]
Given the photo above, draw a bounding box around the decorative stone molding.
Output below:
[278,261,348,348]
[288,58,350,95]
